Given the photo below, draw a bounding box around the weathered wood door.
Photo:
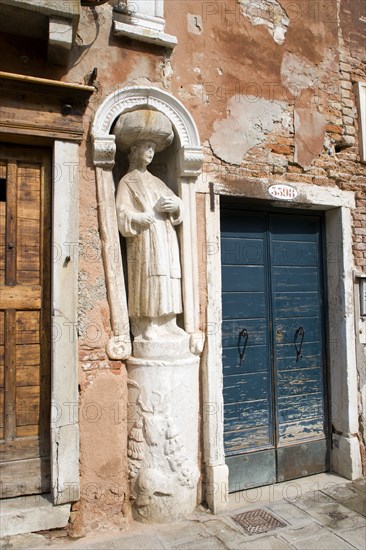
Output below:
[0,145,51,498]
[221,207,329,491]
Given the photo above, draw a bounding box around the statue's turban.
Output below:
[113,109,174,153]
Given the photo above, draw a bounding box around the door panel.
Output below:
[0,145,51,498]
[270,215,327,474]
[221,208,328,491]
[221,212,274,476]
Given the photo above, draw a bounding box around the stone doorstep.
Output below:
[0,494,70,537]
[227,473,351,512]
[352,478,366,495]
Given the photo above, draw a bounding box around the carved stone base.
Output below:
[132,333,191,361]
[127,347,199,523]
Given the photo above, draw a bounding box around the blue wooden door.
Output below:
[221,208,328,491]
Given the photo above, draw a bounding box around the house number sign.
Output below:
[268,184,298,200]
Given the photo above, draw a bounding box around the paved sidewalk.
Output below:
[2,473,365,550]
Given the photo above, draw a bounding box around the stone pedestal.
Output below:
[127,337,199,523]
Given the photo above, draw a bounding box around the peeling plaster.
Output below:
[78,271,107,339]
[161,58,173,88]
[238,0,290,45]
[210,96,287,165]
[281,49,340,97]
[294,108,327,167]
[281,52,316,96]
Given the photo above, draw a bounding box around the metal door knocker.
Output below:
[294,327,305,362]
[238,329,249,366]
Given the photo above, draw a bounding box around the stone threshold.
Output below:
[227,472,354,511]
[1,493,70,537]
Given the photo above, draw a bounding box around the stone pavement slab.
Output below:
[276,522,326,544]
[170,536,227,549]
[321,482,366,517]
[153,520,212,549]
[288,531,355,549]
[264,501,312,524]
[336,526,366,549]
[1,475,365,550]
[288,491,366,532]
[89,533,166,550]
[233,535,295,549]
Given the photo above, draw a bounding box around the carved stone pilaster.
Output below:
[92,135,116,169]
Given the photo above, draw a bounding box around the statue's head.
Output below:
[113,109,174,154]
[128,140,156,168]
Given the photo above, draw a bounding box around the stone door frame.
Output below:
[201,179,363,513]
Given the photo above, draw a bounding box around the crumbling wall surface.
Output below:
[70,369,129,537]
[339,0,366,271]
[339,0,366,474]
[169,0,343,189]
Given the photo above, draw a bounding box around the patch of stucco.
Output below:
[78,270,107,340]
[239,0,290,45]
[210,96,287,165]
[281,52,316,96]
[72,370,128,536]
[294,108,327,167]
[187,14,203,35]
[281,49,339,97]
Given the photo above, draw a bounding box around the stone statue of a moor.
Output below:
[113,109,199,522]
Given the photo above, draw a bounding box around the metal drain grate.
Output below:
[328,511,349,521]
[232,509,287,535]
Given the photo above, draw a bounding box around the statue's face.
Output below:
[135,141,156,166]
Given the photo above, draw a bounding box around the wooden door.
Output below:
[0,145,51,498]
[221,208,329,492]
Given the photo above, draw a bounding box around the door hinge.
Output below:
[209,182,215,212]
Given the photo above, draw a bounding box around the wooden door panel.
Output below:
[0,145,51,498]
[221,211,274,465]
[270,215,327,451]
[221,208,328,492]
[0,286,41,309]
[16,366,40,386]
[0,457,50,498]
[16,311,40,344]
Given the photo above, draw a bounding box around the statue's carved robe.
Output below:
[116,169,183,318]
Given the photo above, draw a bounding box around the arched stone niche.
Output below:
[91,86,204,360]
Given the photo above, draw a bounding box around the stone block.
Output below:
[0,495,70,537]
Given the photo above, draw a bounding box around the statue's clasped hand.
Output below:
[155,196,179,214]
[134,212,155,229]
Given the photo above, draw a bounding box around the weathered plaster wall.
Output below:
[0,0,365,530]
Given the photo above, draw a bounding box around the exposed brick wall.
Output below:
[339,0,366,271]
[199,0,365,270]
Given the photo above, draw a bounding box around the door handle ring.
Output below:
[294,327,305,362]
[238,328,249,366]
